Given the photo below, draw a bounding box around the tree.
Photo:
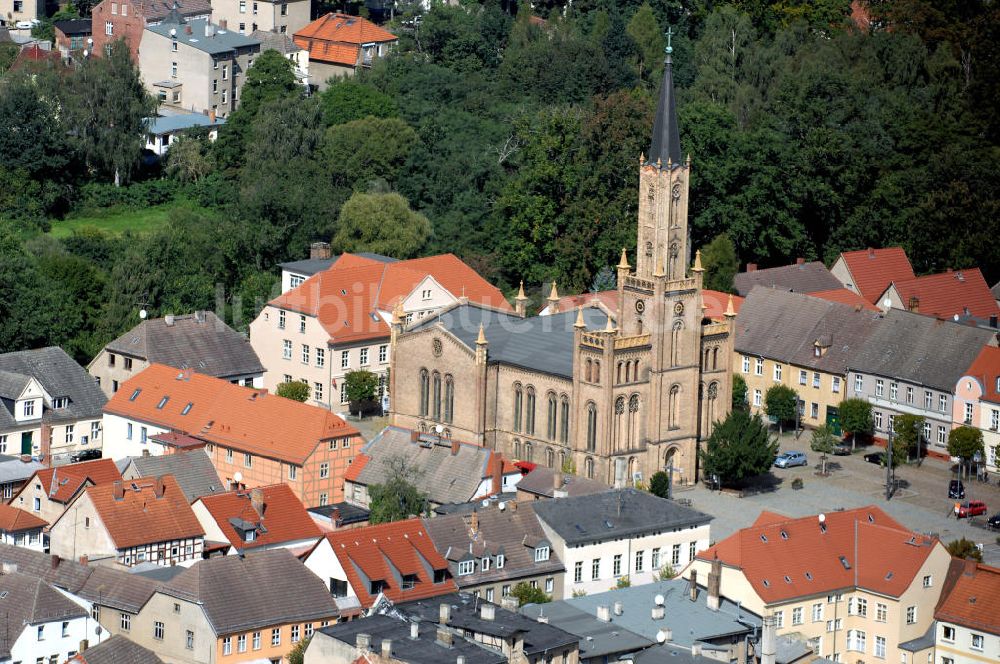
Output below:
[839,398,873,450]
[320,79,398,126]
[810,423,837,475]
[510,581,551,606]
[700,233,739,292]
[893,413,924,463]
[699,409,779,487]
[946,538,983,562]
[276,381,310,402]
[323,117,419,191]
[732,374,748,410]
[344,370,380,415]
[589,266,616,292]
[948,426,985,463]
[648,470,670,498]
[165,136,212,183]
[368,456,427,524]
[332,192,431,258]
[626,2,663,83]
[287,637,310,664]
[765,384,798,434]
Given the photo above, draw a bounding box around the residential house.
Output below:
[303,518,456,615]
[682,506,953,664]
[49,476,204,567]
[0,571,90,664]
[90,0,211,60]
[190,483,321,556]
[398,593,580,664]
[0,503,47,551]
[293,13,396,89]
[138,15,259,116]
[734,288,884,431]
[10,458,122,528]
[53,18,91,56]
[830,247,916,303]
[533,489,712,599]
[0,346,107,460]
[306,502,369,532]
[934,560,1000,664]
[305,613,507,664]
[0,454,43,503]
[102,364,363,507]
[250,251,510,411]
[211,0,310,38]
[954,346,1000,475]
[250,28,308,84]
[733,259,843,297]
[103,549,339,663]
[343,426,503,510]
[422,500,565,603]
[276,244,394,294]
[89,310,263,400]
[0,0,39,28]
[514,467,608,502]
[144,112,225,156]
[879,267,1000,321]
[119,448,225,502]
[847,309,996,457]
[68,635,165,664]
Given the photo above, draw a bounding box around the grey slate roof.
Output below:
[0,455,44,485]
[120,449,224,502]
[0,571,88,658]
[734,288,884,374]
[163,548,337,633]
[518,601,654,659]
[647,57,683,167]
[422,502,564,588]
[146,18,259,55]
[104,311,263,379]
[634,645,734,664]
[139,0,211,21]
[75,635,165,664]
[53,19,91,34]
[316,614,506,664]
[0,346,107,429]
[848,308,997,391]
[354,426,495,506]
[533,489,712,546]
[250,29,304,54]
[515,467,608,499]
[278,252,397,277]
[307,501,370,526]
[411,304,609,379]
[899,621,936,652]
[733,261,842,296]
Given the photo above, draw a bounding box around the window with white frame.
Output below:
[876,379,884,397]
[341,350,349,368]
[847,630,866,653]
[121,613,131,630]
[826,618,843,632]
[319,462,329,479]
[742,356,750,373]
[360,348,369,365]
[937,426,946,444]
[671,543,681,566]
[535,546,549,562]
[613,554,622,576]
[939,394,947,412]
[302,344,310,364]
[832,376,841,393]
[799,370,808,386]
[874,636,886,659]
[278,310,286,328]
[105,20,113,35]
[283,339,292,359]
[774,365,782,381]
[288,465,297,480]
[340,382,348,404]
[271,628,280,647]
[253,632,261,650]
[752,389,763,407]
[379,345,388,363]
[592,558,600,580]
[813,372,820,388]
[876,603,887,622]
[849,597,867,617]
[964,403,973,424]
[923,575,932,587]
[755,358,763,376]
[792,607,803,625]
[651,548,660,569]
[874,411,883,430]
[291,625,300,643]
[635,550,644,572]
[458,560,474,575]
[774,611,784,628]
[314,382,323,401]
[905,386,913,404]
[924,390,932,409]
[992,409,999,430]
[971,634,984,650]
[91,421,100,440]
[65,425,74,444]
[905,606,916,624]
[923,422,931,441]
[855,374,863,392]
[316,347,325,367]
[812,603,823,622]
[574,561,583,582]
[237,634,246,652]
[890,382,897,400]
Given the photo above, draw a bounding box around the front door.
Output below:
[826,407,842,436]
[20,431,32,455]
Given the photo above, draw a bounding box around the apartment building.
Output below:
[953,346,1000,474]
[90,0,211,60]
[935,560,1000,664]
[10,458,122,528]
[211,0,309,37]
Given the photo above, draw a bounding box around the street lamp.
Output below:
[885,427,894,501]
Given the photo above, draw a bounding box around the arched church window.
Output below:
[547,393,557,441]
[560,396,570,444]
[419,369,429,417]
[525,387,536,435]
[513,384,523,432]
[586,402,597,452]
[444,375,454,424]
[585,457,594,479]
[432,372,441,421]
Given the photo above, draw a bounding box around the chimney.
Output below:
[51,554,60,570]
[613,601,623,616]
[381,639,392,658]
[142,449,150,457]
[250,487,264,516]
[164,314,175,326]
[596,605,611,622]
[796,257,805,265]
[508,500,517,512]
[746,263,757,272]
[204,22,214,37]
[651,605,665,620]
[439,603,451,625]
[436,627,453,648]
[184,24,192,34]
[480,603,495,621]
[501,596,518,612]
[332,507,342,526]
[469,511,479,536]
[451,439,460,456]
[355,633,370,651]
[689,569,698,601]
[410,430,420,443]
[79,639,89,653]
[194,310,206,323]
[867,247,875,258]
[553,471,563,490]
[761,615,777,664]
[908,296,919,313]
[410,622,419,640]
[154,477,165,498]
[219,18,227,28]
[112,481,125,501]
[310,241,332,260]
[79,555,88,566]
[208,109,216,123]
[0,563,16,574]
[707,558,722,611]
[457,657,466,664]
[692,643,703,657]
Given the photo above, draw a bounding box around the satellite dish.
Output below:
[656,630,667,643]
[498,502,506,511]
[169,27,176,35]
[233,471,243,483]
[95,625,102,636]
[818,513,826,523]
[139,309,148,319]
[953,314,960,322]
[435,424,444,434]
[654,594,665,606]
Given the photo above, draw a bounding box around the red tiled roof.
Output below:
[839,247,915,303]
[936,560,1000,635]
[889,268,999,320]
[0,504,48,533]
[964,346,1000,405]
[82,476,203,550]
[34,459,123,505]
[344,453,369,482]
[196,484,321,551]
[326,519,456,608]
[293,13,397,65]
[808,288,880,311]
[703,289,743,320]
[270,253,511,344]
[698,506,941,604]
[541,290,618,315]
[104,364,360,465]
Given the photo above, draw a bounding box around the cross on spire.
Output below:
[665,26,674,55]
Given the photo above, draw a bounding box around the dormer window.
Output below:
[156,396,169,409]
[181,402,193,415]
[51,397,68,409]
[481,557,491,571]
[458,560,474,576]
[534,546,550,562]
[245,529,256,542]
[370,580,385,595]
[129,388,141,401]
[23,400,34,418]
[496,554,505,569]
[401,574,417,590]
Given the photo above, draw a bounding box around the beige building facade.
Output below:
[211,0,309,36]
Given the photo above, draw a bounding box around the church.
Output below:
[387,51,734,487]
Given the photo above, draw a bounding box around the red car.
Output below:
[955,501,988,518]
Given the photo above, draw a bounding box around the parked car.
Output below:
[955,501,988,519]
[14,19,40,29]
[832,443,852,456]
[949,480,966,500]
[987,513,1000,530]
[774,451,808,468]
[864,451,887,465]
[70,449,102,463]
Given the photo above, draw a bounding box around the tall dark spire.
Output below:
[647,28,683,168]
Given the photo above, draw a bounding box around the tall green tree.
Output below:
[323,116,419,191]
[626,2,663,84]
[699,409,778,487]
[946,537,983,562]
[948,426,984,463]
[839,398,872,450]
[765,384,798,434]
[368,456,427,524]
[892,413,924,463]
[700,233,739,292]
[320,79,398,126]
[732,374,748,410]
[276,381,310,402]
[810,423,837,475]
[510,581,551,606]
[333,192,431,258]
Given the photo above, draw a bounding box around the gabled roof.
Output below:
[533,489,712,546]
[837,247,915,303]
[733,261,842,297]
[735,288,884,374]
[121,449,224,502]
[849,308,996,391]
[935,560,1000,636]
[325,518,456,608]
[147,18,260,55]
[278,251,396,277]
[0,503,47,533]
[0,346,107,428]
[104,311,263,380]
[540,290,618,316]
[104,364,359,465]
[53,19,92,35]
[195,484,321,551]
[125,0,212,21]
[348,427,497,506]
[269,253,511,344]
[78,476,203,550]
[697,506,941,604]
[515,466,608,499]
[887,267,999,320]
[69,635,165,664]
[808,288,880,311]
[30,458,122,505]
[964,346,1000,405]
[164,548,337,634]
[0,572,88,658]
[293,13,397,65]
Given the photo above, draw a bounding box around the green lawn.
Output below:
[48,199,202,238]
